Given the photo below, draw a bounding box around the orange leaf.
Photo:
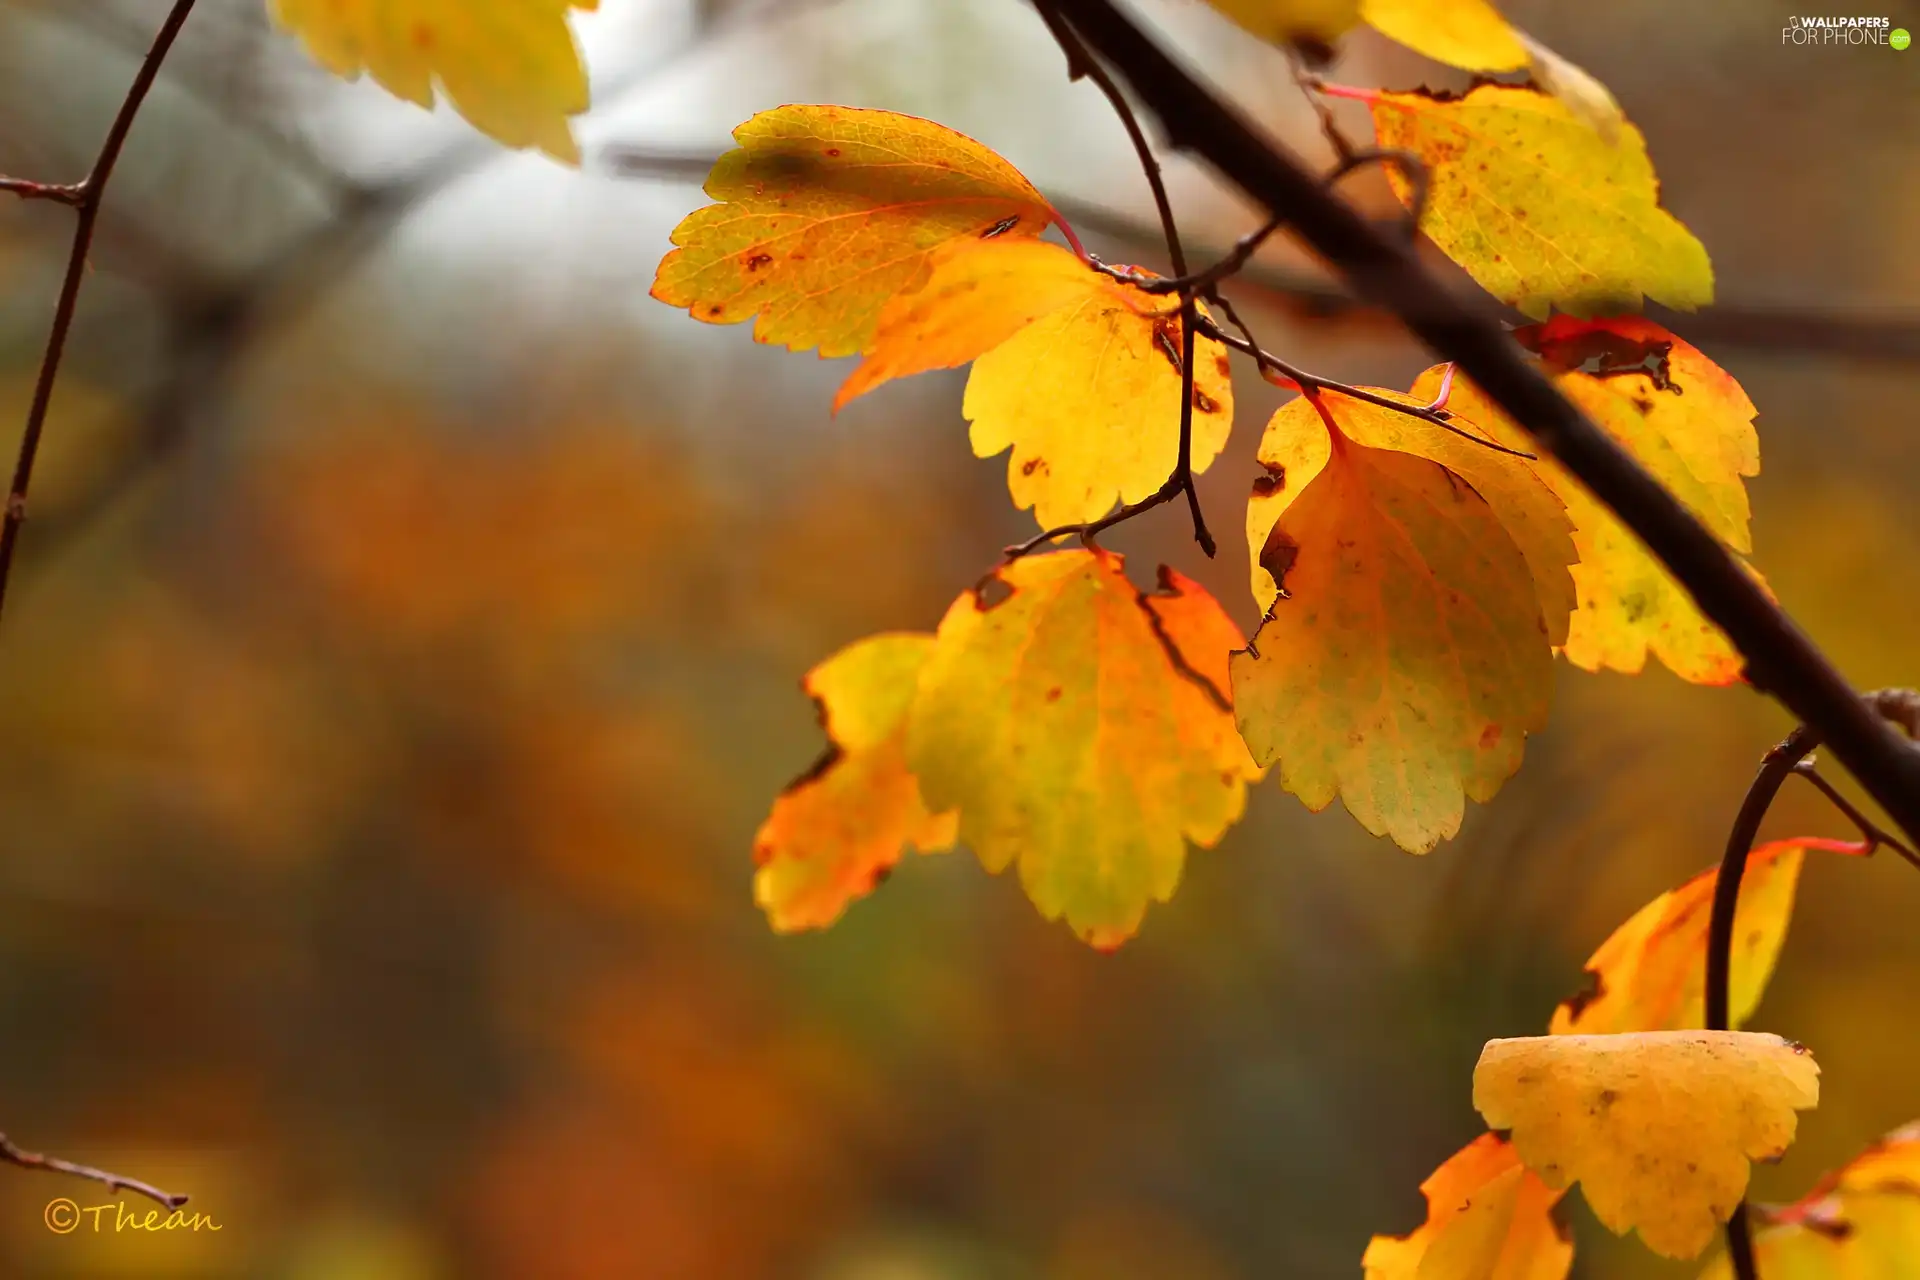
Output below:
[834,237,1111,410]
[753,633,956,932]
[1363,1134,1572,1280]
[1425,316,1763,684]
[1550,837,1867,1036]
[1230,405,1555,852]
[651,105,1056,358]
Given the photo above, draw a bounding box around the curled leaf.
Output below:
[1475,1030,1821,1259]
[652,105,1057,357]
[269,0,598,162]
[907,550,1259,947]
[753,633,956,931]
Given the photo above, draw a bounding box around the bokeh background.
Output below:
[0,0,1915,1275]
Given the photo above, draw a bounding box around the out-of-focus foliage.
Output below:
[268,0,599,160]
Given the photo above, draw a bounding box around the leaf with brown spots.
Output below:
[960,271,1235,529]
[269,0,598,162]
[1475,1030,1820,1259]
[1363,1133,1572,1280]
[907,550,1260,947]
[1550,837,1867,1037]
[1202,0,1363,46]
[1425,316,1764,684]
[753,633,956,932]
[1230,395,1558,853]
[1702,1122,1920,1279]
[1356,83,1712,319]
[651,105,1058,358]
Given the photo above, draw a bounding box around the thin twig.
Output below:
[1032,0,1213,555]
[1326,147,1429,236]
[1196,304,1535,459]
[0,1133,187,1212]
[0,177,85,205]
[1089,216,1282,295]
[0,0,202,625]
[1792,761,1920,870]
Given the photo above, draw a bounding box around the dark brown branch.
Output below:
[1043,0,1920,845]
[0,0,202,625]
[0,1133,187,1213]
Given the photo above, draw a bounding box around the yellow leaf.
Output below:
[1363,1133,1572,1280]
[1230,408,1555,853]
[1425,315,1761,684]
[269,0,596,162]
[835,238,1105,410]
[752,633,956,932]
[1550,838,1867,1036]
[1363,83,1713,319]
[1474,1030,1821,1260]
[906,550,1259,948]
[1701,1122,1920,1279]
[962,275,1235,529]
[1360,0,1528,70]
[1203,0,1363,46]
[1244,382,1576,646]
[651,105,1057,358]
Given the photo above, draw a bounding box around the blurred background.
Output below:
[0,0,1915,1275]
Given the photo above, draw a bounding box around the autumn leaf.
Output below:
[1426,316,1762,684]
[269,0,597,162]
[651,105,1058,358]
[1359,0,1528,70]
[1202,0,1363,47]
[752,633,956,932]
[1230,401,1559,852]
[1358,84,1712,319]
[1475,1030,1821,1259]
[906,550,1259,948]
[1244,383,1576,646]
[1550,838,1868,1036]
[964,281,1234,531]
[1363,1133,1572,1280]
[1700,1122,1920,1279]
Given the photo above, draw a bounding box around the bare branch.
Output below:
[0,0,203,625]
[0,1133,187,1213]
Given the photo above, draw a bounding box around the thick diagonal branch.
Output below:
[1042,0,1920,844]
